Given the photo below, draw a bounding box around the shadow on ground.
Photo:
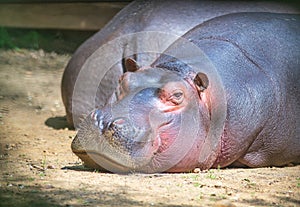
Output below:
[1,171,298,207]
[240,196,300,207]
[0,182,195,207]
[45,116,69,130]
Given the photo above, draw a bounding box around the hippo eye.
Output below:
[173,92,183,98]
[168,90,184,105]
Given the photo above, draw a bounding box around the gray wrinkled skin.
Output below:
[61,0,299,128]
[71,13,300,173]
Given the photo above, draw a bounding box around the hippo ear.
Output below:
[125,58,140,72]
[194,72,209,92]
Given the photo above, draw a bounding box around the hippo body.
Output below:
[70,12,300,173]
[61,0,299,128]
[153,13,300,170]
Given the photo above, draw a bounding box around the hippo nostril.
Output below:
[91,109,102,120]
[109,118,130,132]
[103,118,136,151]
[112,118,126,126]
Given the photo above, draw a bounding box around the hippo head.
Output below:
[71,58,211,173]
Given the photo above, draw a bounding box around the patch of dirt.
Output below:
[0,49,299,207]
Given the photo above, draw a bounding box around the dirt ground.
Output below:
[0,48,299,207]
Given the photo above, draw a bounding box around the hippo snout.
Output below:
[106,119,156,152]
[90,109,107,131]
[90,107,154,145]
[108,118,133,138]
[71,107,163,172]
[78,108,156,153]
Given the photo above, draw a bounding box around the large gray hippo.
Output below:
[70,12,300,173]
[61,0,299,128]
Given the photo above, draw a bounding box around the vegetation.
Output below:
[0,27,94,53]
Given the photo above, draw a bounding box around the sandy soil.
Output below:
[0,49,299,207]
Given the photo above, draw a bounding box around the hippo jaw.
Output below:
[71,63,211,173]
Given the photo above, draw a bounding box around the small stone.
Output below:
[47,165,55,169]
[18,184,24,189]
[193,168,201,173]
[44,184,54,189]
[31,164,44,171]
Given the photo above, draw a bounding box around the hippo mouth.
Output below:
[72,148,136,173]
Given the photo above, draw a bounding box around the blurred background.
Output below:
[0,0,132,53]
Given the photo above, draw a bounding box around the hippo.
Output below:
[61,0,299,129]
[70,12,300,173]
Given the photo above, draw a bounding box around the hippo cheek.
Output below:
[155,118,180,153]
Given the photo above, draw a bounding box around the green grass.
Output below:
[0,27,40,50]
[41,151,47,170]
[0,27,16,49]
[206,170,217,180]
